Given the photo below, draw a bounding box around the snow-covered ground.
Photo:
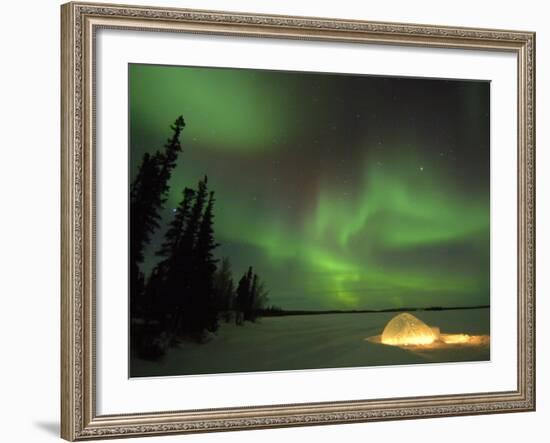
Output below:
[130,308,490,377]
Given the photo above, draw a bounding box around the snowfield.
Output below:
[130,308,490,377]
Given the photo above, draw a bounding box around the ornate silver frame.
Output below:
[61,2,536,440]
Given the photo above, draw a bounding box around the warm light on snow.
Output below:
[381,313,437,346]
[366,312,490,350]
[440,333,470,344]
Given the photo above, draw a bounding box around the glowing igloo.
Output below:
[381,313,439,346]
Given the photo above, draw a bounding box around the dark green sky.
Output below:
[129,63,490,310]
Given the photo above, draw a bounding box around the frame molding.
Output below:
[61,2,535,440]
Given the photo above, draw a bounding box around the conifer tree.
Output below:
[180,177,208,260]
[156,187,195,266]
[191,190,220,333]
[153,187,195,326]
[235,273,250,326]
[243,267,255,321]
[164,177,210,336]
[234,267,269,323]
[130,116,186,318]
[213,257,235,314]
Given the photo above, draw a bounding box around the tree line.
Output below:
[130,116,269,360]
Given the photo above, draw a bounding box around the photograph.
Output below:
[58,3,535,439]
[128,63,491,378]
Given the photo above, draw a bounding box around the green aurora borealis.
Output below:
[130,64,490,311]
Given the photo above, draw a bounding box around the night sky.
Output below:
[129,63,490,311]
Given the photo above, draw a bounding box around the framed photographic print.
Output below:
[61,1,536,440]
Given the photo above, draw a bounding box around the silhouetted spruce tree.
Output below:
[190,189,220,335]
[167,176,209,336]
[213,258,235,320]
[156,187,196,261]
[243,267,255,321]
[249,274,258,319]
[234,266,254,322]
[234,267,269,323]
[143,265,165,320]
[130,151,161,318]
[235,272,250,326]
[153,187,196,331]
[130,116,186,319]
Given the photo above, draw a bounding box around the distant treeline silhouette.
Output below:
[130,116,269,360]
[258,305,490,317]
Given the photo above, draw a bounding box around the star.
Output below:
[419,166,424,172]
